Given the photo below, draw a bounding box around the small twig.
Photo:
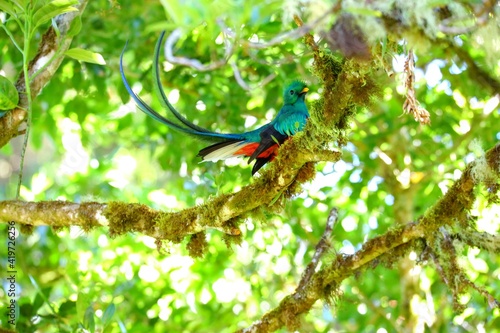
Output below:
[260,73,277,87]
[164,12,331,71]
[239,12,329,50]
[241,19,314,50]
[293,15,319,52]
[248,50,296,66]
[427,227,500,311]
[437,15,477,35]
[230,61,277,91]
[461,277,500,309]
[297,207,338,291]
[230,60,251,90]
[425,242,450,285]
[438,24,476,35]
[164,28,230,71]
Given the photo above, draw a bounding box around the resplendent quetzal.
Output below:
[120,32,309,175]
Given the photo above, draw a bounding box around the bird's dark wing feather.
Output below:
[248,125,288,164]
[252,156,274,175]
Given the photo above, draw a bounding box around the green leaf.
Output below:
[103,325,114,333]
[10,0,26,9]
[32,293,44,312]
[67,13,82,37]
[269,188,285,206]
[270,135,280,145]
[0,75,19,110]
[51,17,61,37]
[101,303,115,328]
[0,0,17,16]
[65,48,106,65]
[204,173,215,183]
[381,37,388,57]
[83,305,95,333]
[76,292,91,320]
[58,300,76,317]
[19,302,33,318]
[159,0,182,25]
[32,0,79,31]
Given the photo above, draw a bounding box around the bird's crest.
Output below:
[283,80,309,105]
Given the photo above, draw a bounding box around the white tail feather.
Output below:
[202,142,246,162]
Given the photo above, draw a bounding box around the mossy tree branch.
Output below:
[0,0,89,149]
[239,143,500,333]
[0,132,342,249]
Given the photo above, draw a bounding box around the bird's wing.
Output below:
[248,124,288,164]
[247,104,309,173]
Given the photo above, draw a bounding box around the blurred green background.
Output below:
[0,0,499,332]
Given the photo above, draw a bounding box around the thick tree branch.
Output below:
[0,200,106,228]
[239,143,500,333]
[0,0,89,149]
[0,137,342,240]
[239,221,425,333]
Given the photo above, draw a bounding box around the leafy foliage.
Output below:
[0,75,18,110]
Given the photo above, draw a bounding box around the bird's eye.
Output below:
[289,90,295,95]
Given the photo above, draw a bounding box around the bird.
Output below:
[119,31,310,175]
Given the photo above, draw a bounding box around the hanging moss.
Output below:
[222,218,243,248]
[20,224,34,234]
[186,232,208,258]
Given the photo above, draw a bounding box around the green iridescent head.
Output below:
[283,80,308,105]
